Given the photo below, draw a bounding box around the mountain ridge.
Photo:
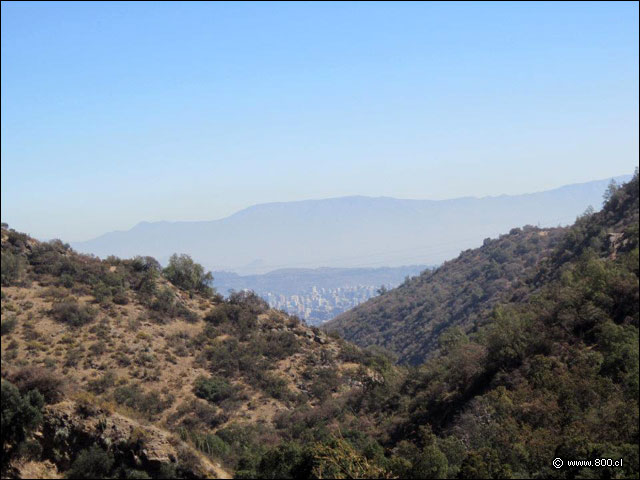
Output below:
[102,176,632,233]
[71,175,631,274]
[2,172,638,479]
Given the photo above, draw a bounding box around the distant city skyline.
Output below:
[2,2,638,241]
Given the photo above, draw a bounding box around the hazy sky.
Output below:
[1,1,638,241]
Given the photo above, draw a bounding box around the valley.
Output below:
[2,172,637,479]
[212,265,428,325]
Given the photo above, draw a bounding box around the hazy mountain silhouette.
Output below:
[72,176,631,273]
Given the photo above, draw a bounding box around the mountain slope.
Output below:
[390,171,639,478]
[2,174,637,479]
[71,177,630,273]
[224,173,639,479]
[0,227,392,478]
[326,226,567,364]
[326,176,637,365]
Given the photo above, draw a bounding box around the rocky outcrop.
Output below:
[41,401,217,477]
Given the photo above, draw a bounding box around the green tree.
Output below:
[1,380,44,467]
[163,253,214,296]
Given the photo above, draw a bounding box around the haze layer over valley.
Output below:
[212,265,428,325]
[73,176,629,274]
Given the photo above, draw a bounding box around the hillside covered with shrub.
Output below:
[327,225,567,365]
[1,173,638,479]
[1,227,397,478]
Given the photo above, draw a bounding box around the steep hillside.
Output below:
[0,228,392,478]
[327,226,567,364]
[71,177,629,273]
[380,171,639,478]
[209,173,637,479]
[2,174,638,479]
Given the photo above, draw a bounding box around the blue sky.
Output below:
[1,1,638,241]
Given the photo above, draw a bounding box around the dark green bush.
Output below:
[170,398,228,430]
[263,331,300,360]
[227,290,269,315]
[151,287,176,315]
[130,256,162,273]
[163,254,214,297]
[1,251,25,286]
[6,367,65,403]
[92,282,112,304]
[59,274,75,288]
[87,371,116,394]
[50,300,96,327]
[134,270,158,303]
[113,384,174,419]
[194,375,234,403]
[112,288,129,305]
[1,315,17,336]
[204,306,231,325]
[66,445,114,479]
[16,438,42,460]
[1,380,44,466]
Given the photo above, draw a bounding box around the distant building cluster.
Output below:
[260,285,388,325]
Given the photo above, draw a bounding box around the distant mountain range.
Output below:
[212,265,429,325]
[325,172,640,365]
[72,176,631,274]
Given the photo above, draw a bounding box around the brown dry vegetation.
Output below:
[1,173,638,479]
[1,226,384,478]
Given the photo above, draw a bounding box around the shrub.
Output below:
[170,398,228,430]
[134,270,158,303]
[113,384,174,419]
[263,331,300,360]
[16,438,42,460]
[66,445,114,479]
[252,371,293,401]
[1,315,17,336]
[185,431,230,459]
[194,375,234,404]
[130,255,161,273]
[201,339,241,376]
[57,273,76,288]
[163,254,214,297]
[176,302,198,322]
[112,289,129,305]
[204,306,232,325]
[306,367,340,401]
[91,282,112,304]
[1,380,44,464]
[28,242,76,277]
[1,251,25,286]
[249,442,307,479]
[151,287,176,315]
[89,340,107,356]
[114,351,132,367]
[50,300,96,327]
[6,367,65,403]
[64,347,84,368]
[40,286,69,300]
[87,372,116,394]
[228,290,269,315]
